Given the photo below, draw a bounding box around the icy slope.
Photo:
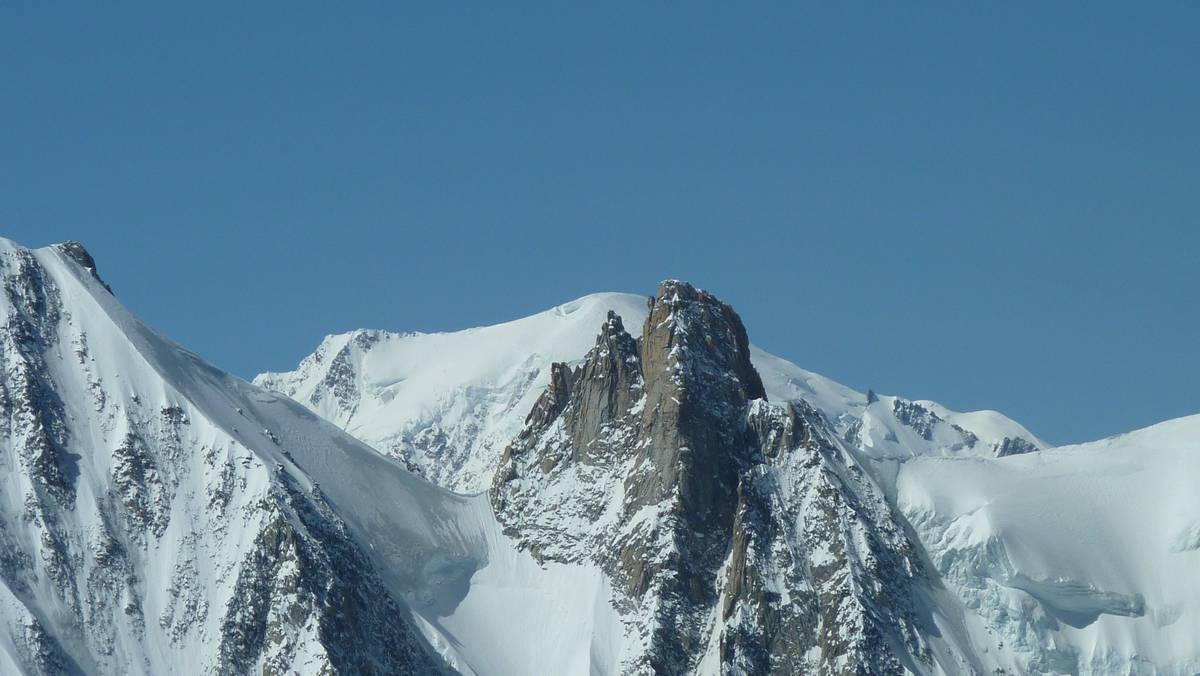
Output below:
[896,415,1200,674]
[258,295,1041,493]
[0,238,627,675]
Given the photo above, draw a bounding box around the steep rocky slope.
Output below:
[0,239,466,674]
[488,282,985,674]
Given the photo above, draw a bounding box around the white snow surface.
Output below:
[0,239,624,675]
[895,414,1200,674]
[5,236,1195,675]
[257,292,1042,493]
[254,287,1200,673]
[256,293,650,493]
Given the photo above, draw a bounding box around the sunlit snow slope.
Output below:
[257,294,1042,493]
[258,287,1199,674]
[896,415,1200,674]
[7,234,1195,675]
[0,239,624,675]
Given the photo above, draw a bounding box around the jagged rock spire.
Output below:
[641,280,765,404]
[492,280,945,673]
[494,280,775,671]
[624,279,769,587]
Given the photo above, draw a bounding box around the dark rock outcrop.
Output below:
[0,242,448,675]
[492,280,953,674]
[54,241,113,294]
[993,435,1038,457]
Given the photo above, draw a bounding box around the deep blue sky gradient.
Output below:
[3,3,1197,443]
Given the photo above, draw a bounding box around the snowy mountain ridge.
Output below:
[0,238,633,675]
[486,285,986,673]
[255,291,1045,494]
[0,236,1195,675]
[0,238,450,673]
[257,283,1198,675]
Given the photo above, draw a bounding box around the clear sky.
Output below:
[3,3,1196,444]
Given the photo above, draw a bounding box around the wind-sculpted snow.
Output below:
[896,415,1200,674]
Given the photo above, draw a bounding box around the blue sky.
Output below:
[2,3,1196,444]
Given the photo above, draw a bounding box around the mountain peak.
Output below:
[491,281,949,673]
[1,233,1191,675]
[0,237,452,674]
[53,239,113,293]
[641,278,766,403]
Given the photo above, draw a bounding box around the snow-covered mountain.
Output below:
[255,292,1044,494]
[0,238,489,674]
[1,235,1195,674]
[254,292,652,493]
[260,281,1198,675]
[0,239,640,675]
[486,286,986,673]
[897,414,1200,674]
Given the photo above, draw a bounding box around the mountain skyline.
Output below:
[5,230,1196,448]
[5,5,1198,446]
[0,236,1194,674]
[5,5,1197,673]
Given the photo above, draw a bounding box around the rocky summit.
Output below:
[1,236,1197,675]
[491,281,962,674]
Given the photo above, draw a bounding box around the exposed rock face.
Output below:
[992,436,1038,457]
[892,399,942,441]
[8,236,1192,675]
[216,472,441,676]
[492,281,960,674]
[53,241,112,294]
[0,242,447,675]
